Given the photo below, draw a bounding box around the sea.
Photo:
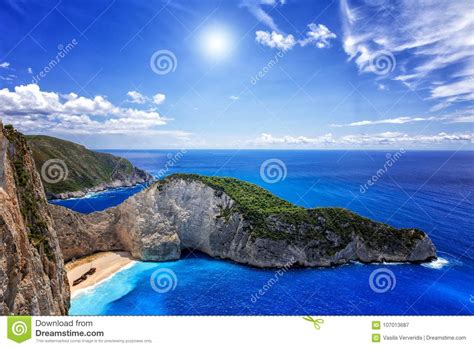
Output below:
[50,150,473,315]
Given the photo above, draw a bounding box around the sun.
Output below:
[200,26,233,60]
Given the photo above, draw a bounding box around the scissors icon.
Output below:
[303,316,324,330]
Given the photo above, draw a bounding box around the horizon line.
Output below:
[93,148,474,152]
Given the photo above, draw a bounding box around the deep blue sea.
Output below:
[55,150,474,315]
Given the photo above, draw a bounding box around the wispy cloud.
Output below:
[254,131,473,147]
[331,116,438,127]
[0,62,10,68]
[340,0,474,111]
[331,110,474,127]
[448,115,474,123]
[243,1,336,51]
[241,0,285,32]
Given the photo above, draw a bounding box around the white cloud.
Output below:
[245,2,336,51]
[255,30,296,50]
[127,90,147,104]
[0,84,171,135]
[331,116,439,127]
[332,110,474,127]
[428,80,474,111]
[254,131,473,147]
[27,67,33,74]
[299,23,337,49]
[152,93,166,105]
[340,0,474,111]
[241,0,285,32]
[256,23,336,51]
[127,91,166,105]
[229,95,240,101]
[446,109,474,123]
[450,115,474,123]
[0,62,10,68]
[255,133,335,146]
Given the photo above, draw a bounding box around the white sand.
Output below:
[66,251,134,296]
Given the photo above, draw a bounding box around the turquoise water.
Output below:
[60,150,474,315]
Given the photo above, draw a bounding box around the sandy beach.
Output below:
[65,251,135,296]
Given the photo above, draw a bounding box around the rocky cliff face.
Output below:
[0,125,69,315]
[51,175,436,267]
[0,126,436,315]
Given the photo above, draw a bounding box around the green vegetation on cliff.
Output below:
[163,174,426,253]
[26,135,152,195]
[2,127,54,258]
[166,174,300,216]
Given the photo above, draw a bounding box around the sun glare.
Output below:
[200,26,233,60]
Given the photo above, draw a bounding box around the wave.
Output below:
[71,261,137,299]
[421,257,449,270]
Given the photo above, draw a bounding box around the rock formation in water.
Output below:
[0,125,437,316]
[0,124,69,315]
[51,174,437,267]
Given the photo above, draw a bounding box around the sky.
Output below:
[0,0,473,150]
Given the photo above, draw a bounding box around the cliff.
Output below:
[26,135,153,199]
[0,125,436,315]
[0,125,69,315]
[51,174,436,267]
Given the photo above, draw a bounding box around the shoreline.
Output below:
[47,180,155,200]
[66,251,136,297]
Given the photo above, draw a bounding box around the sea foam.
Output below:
[421,257,449,270]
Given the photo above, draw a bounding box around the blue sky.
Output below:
[0,0,472,149]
